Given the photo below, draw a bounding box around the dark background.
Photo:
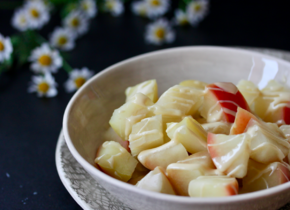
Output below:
[1,0,290,209]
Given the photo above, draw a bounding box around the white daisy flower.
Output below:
[64,67,94,92]
[29,43,62,74]
[11,9,29,31]
[0,34,13,63]
[28,73,58,97]
[186,0,209,26]
[63,10,89,37]
[80,0,97,18]
[132,1,148,17]
[145,0,170,19]
[145,18,175,45]
[174,9,190,26]
[49,27,76,51]
[24,1,50,29]
[104,0,124,17]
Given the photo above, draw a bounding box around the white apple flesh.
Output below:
[188,176,239,197]
[95,141,138,182]
[136,166,176,195]
[138,140,188,170]
[129,115,164,156]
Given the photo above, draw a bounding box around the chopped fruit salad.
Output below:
[94,79,290,197]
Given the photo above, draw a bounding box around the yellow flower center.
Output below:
[20,16,27,24]
[107,2,115,10]
[38,55,52,66]
[58,36,67,45]
[38,82,50,93]
[30,8,39,18]
[74,77,86,88]
[194,4,202,12]
[155,28,165,39]
[180,18,189,25]
[0,41,4,51]
[151,0,160,6]
[82,3,89,11]
[71,18,80,27]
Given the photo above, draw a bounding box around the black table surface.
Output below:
[1,0,290,209]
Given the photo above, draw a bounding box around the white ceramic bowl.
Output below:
[63,46,290,210]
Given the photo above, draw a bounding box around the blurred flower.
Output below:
[186,0,209,26]
[25,0,52,10]
[145,0,170,19]
[132,1,148,17]
[29,43,62,74]
[63,10,89,37]
[24,1,50,29]
[64,67,94,92]
[173,9,189,26]
[49,27,76,51]
[104,0,124,17]
[145,18,175,45]
[80,0,97,18]
[0,34,13,63]
[11,9,29,31]
[28,73,58,97]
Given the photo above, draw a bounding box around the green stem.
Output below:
[62,59,73,73]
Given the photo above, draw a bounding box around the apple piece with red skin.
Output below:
[188,176,239,197]
[95,141,138,182]
[167,152,222,196]
[136,166,176,195]
[230,107,259,135]
[137,140,188,171]
[207,132,251,178]
[201,82,250,123]
[241,159,290,193]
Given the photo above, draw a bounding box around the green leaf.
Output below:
[60,2,78,18]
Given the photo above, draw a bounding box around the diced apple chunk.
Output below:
[188,176,239,197]
[179,80,208,90]
[103,127,130,152]
[230,107,259,135]
[150,85,203,117]
[237,80,261,107]
[242,160,290,193]
[177,151,215,169]
[167,162,220,196]
[138,140,188,170]
[245,119,290,164]
[125,79,158,103]
[207,133,250,178]
[201,82,250,123]
[253,80,290,125]
[202,122,231,135]
[95,141,138,182]
[129,115,164,156]
[109,93,153,140]
[136,166,176,195]
[280,125,290,142]
[166,116,207,154]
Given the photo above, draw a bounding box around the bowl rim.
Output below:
[63,46,290,204]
